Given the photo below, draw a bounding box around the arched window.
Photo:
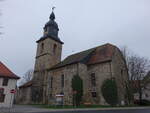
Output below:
[53,44,57,54]
[91,92,97,97]
[121,69,123,75]
[50,77,53,89]
[91,73,96,87]
[61,74,64,88]
[41,43,44,53]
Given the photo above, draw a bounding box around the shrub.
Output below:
[72,75,83,106]
[101,79,118,106]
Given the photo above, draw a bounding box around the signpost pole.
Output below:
[9,89,16,111]
[9,93,13,112]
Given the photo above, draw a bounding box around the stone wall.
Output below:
[32,37,63,104]
[47,63,78,105]
[47,61,117,105]
[111,48,129,105]
[35,38,62,70]
[87,62,112,105]
[47,49,129,105]
[16,87,32,104]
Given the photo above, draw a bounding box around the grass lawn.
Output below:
[29,104,112,109]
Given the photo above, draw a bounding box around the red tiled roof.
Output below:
[0,61,20,79]
[50,43,117,70]
[19,80,32,88]
[87,43,115,65]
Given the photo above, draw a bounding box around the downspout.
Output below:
[109,61,113,79]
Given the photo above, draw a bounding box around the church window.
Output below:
[50,77,53,89]
[53,44,57,54]
[91,73,96,87]
[41,43,44,53]
[145,93,149,98]
[121,69,123,75]
[49,93,52,97]
[91,92,97,97]
[61,74,64,88]
[2,78,9,86]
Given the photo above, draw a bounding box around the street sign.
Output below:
[10,89,16,94]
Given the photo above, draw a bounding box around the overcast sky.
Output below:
[0,0,150,77]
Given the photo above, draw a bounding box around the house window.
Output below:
[0,88,5,103]
[91,73,96,87]
[2,78,9,86]
[53,44,57,54]
[0,88,4,94]
[91,92,97,97]
[50,77,53,89]
[41,43,44,53]
[0,94,5,102]
[61,75,64,88]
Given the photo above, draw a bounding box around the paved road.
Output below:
[37,108,150,113]
[0,105,150,113]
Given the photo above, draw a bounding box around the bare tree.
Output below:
[19,69,34,86]
[120,46,150,104]
[129,55,149,103]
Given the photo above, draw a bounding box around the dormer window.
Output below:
[53,44,57,54]
[41,43,44,53]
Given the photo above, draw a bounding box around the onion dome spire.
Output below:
[50,7,55,20]
[37,7,63,44]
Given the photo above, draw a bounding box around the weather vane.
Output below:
[52,7,56,12]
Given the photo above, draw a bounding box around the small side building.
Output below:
[0,61,20,108]
[16,81,32,104]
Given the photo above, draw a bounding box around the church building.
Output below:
[18,10,129,105]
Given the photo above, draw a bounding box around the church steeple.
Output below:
[32,7,63,104]
[49,10,55,20]
[37,7,63,44]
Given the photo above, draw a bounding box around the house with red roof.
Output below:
[0,61,19,108]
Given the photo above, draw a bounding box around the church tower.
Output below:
[32,8,63,104]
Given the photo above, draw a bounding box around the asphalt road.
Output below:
[36,108,150,113]
[1,105,150,113]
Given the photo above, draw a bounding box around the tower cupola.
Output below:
[37,7,63,44]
